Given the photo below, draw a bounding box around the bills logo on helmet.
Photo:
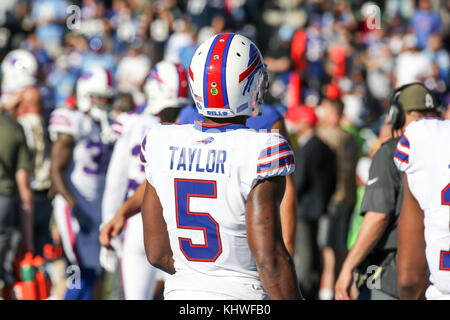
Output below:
[148,66,165,87]
[240,43,263,95]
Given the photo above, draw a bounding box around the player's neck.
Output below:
[203,116,247,126]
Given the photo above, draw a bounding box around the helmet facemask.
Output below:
[251,64,269,117]
[90,95,114,119]
[87,92,116,144]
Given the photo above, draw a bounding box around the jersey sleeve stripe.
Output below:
[257,154,295,173]
[396,142,409,155]
[140,136,147,164]
[395,148,409,158]
[259,141,288,155]
[394,150,409,163]
[399,135,410,149]
[258,142,291,159]
[257,150,294,167]
[140,150,147,164]
[142,136,147,151]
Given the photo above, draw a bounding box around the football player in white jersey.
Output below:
[395,115,450,300]
[139,33,302,300]
[100,61,189,299]
[49,65,116,300]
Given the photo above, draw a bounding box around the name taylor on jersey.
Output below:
[167,145,229,176]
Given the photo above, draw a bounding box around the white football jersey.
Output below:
[140,120,295,298]
[102,111,163,299]
[102,112,160,223]
[394,118,450,298]
[49,107,112,216]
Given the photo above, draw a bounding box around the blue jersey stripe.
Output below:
[257,155,295,173]
[400,135,410,148]
[140,150,147,164]
[258,143,291,159]
[394,149,409,163]
[142,136,147,151]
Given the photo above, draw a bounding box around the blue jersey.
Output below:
[177,103,283,130]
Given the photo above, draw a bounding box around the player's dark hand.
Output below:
[47,185,57,200]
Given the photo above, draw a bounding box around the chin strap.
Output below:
[251,64,268,117]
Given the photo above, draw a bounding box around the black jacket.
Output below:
[294,134,337,221]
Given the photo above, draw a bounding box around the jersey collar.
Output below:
[193,120,248,132]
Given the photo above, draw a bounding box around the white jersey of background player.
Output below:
[49,66,116,300]
[140,33,301,300]
[395,118,450,299]
[100,61,189,299]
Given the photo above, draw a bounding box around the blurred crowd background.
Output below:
[0,0,448,299]
[0,0,448,127]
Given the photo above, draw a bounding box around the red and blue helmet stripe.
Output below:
[174,63,188,98]
[203,33,235,109]
[105,69,113,88]
[148,63,187,98]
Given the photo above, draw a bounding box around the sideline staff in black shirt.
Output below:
[334,83,442,300]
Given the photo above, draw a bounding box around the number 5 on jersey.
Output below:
[440,183,450,271]
[174,179,222,262]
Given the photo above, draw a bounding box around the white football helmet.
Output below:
[1,49,38,94]
[76,65,115,114]
[143,61,189,115]
[188,33,268,118]
[76,66,116,143]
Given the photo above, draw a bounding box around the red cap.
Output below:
[285,105,318,126]
[326,82,340,100]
